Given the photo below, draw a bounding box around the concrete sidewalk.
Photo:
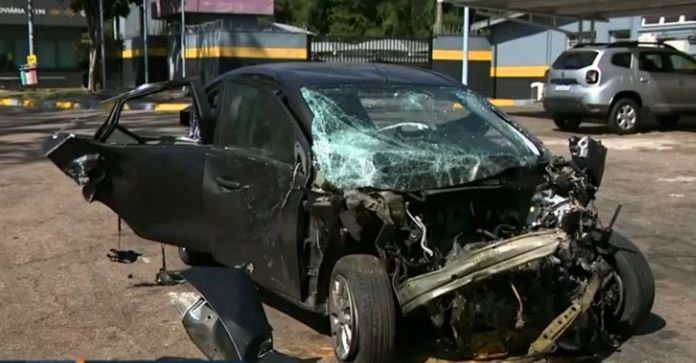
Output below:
[0,95,189,112]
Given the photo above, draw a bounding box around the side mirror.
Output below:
[180,105,193,127]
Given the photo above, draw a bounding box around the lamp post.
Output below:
[27,0,34,56]
[143,0,149,84]
[181,0,186,78]
[461,6,470,85]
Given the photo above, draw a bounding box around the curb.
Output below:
[0,96,189,113]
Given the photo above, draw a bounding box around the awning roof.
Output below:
[449,0,696,19]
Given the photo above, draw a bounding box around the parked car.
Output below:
[544,41,696,134]
[45,63,654,363]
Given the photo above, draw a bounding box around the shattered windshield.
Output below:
[301,84,541,191]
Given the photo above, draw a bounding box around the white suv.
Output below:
[543,41,696,134]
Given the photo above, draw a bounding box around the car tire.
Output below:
[178,247,216,266]
[607,233,655,335]
[552,114,582,131]
[656,115,680,129]
[608,99,641,134]
[329,254,396,363]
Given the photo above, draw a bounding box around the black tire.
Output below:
[608,233,655,335]
[178,247,216,266]
[657,115,680,129]
[553,114,582,131]
[608,98,641,134]
[329,254,396,363]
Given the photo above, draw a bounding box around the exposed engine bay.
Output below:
[306,135,624,359]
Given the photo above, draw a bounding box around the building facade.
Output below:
[0,0,86,88]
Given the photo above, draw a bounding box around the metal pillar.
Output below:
[143,0,150,84]
[590,20,596,42]
[99,0,107,89]
[462,6,470,85]
[181,0,186,78]
[26,0,34,56]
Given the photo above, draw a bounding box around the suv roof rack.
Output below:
[573,41,676,50]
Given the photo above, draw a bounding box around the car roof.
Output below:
[218,62,458,89]
[210,63,461,132]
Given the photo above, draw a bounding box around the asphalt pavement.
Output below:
[1,107,695,362]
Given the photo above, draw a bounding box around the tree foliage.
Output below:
[64,0,134,91]
[275,0,450,37]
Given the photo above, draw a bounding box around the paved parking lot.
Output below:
[1,107,695,362]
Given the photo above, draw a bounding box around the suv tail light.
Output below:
[585,69,600,84]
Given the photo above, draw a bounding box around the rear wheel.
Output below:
[657,115,680,129]
[608,98,641,134]
[606,233,655,335]
[552,114,582,131]
[329,255,396,363]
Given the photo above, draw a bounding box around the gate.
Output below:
[309,36,433,68]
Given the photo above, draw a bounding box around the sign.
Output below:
[26,54,37,65]
[0,0,86,27]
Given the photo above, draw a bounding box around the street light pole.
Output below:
[143,0,149,84]
[461,6,470,85]
[181,0,186,78]
[99,0,107,89]
[27,0,34,56]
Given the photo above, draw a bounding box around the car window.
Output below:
[552,51,598,69]
[667,53,696,73]
[241,85,295,164]
[639,52,667,72]
[215,81,255,147]
[611,52,632,68]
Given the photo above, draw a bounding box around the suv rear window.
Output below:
[552,51,598,69]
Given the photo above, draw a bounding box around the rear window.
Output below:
[552,51,598,70]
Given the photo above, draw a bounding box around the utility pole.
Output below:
[181,0,186,78]
[434,0,443,35]
[143,0,149,83]
[461,6,470,85]
[27,0,35,56]
[99,0,107,89]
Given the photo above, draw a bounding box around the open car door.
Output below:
[43,78,216,252]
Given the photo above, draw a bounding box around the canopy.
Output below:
[449,0,696,19]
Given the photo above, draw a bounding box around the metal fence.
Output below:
[309,36,433,68]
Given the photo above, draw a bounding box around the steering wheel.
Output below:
[378,122,433,132]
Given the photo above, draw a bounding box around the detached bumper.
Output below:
[396,230,567,314]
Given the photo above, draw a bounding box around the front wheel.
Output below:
[329,255,396,363]
[607,233,655,335]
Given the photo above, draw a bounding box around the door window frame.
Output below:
[213,75,311,167]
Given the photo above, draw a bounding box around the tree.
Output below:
[65,0,133,92]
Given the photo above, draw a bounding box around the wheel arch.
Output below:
[610,91,643,109]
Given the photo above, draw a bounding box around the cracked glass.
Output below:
[302,84,541,191]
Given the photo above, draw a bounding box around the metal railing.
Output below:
[309,36,433,68]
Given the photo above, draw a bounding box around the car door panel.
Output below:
[201,77,308,302]
[224,148,305,300]
[637,51,682,113]
[44,132,211,249]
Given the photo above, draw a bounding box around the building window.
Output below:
[643,16,660,25]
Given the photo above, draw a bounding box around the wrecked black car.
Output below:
[44,63,654,363]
